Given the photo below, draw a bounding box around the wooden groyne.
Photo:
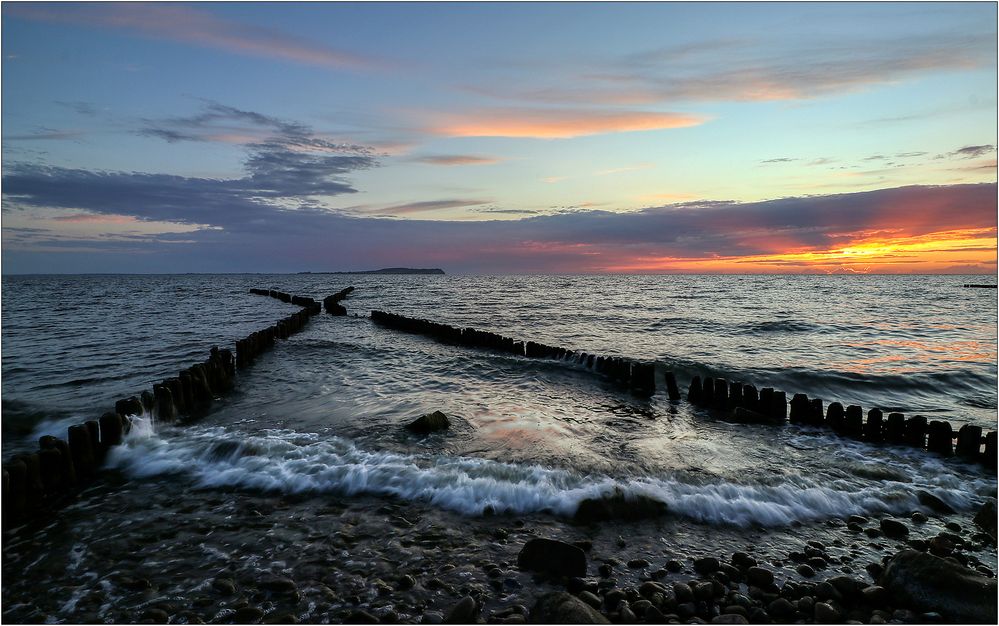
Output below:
[370,310,681,399]
[963,284,997,288]
[687,375,997,472]
[324,286,355,315]
[1,289,327,530]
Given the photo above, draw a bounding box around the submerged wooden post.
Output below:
[903,415,928,448]
[789,393,810,424]
[886,412,906,444]
[664,372,681,402]
[864,408,884,443]
[826,402,845,433]
[956,425,983,460]
[807,398,824,427]
[844,405,864,439]
[688,376,703,404]
[926,421,954,456]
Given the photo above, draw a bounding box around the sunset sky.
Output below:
[2,2,996,274]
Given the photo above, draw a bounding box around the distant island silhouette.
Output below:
[298,268,445,275]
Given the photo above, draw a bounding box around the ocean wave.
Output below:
[105,423,987,527]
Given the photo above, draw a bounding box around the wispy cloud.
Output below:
[423,108,707,139]
[411,155,502,166]
[595,163,654,176]
[4,128,84,141]
[365,199,491,216]
[950,145,996,159]
[467,33,994,106]
[760,157,797,164]
[5,3,383,71]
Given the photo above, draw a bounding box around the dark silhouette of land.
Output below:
[298,268,445,275]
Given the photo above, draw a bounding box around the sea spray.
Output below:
[104,425,990,527]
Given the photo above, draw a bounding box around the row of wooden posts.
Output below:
[370,310,681,399]
[370,310,995,474]
[687,374,997,471]
[1,287,348,530]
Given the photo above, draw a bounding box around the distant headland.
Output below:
[297,268,445,275]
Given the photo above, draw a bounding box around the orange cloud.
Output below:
[426,108,707,139]
[603,227,997,274]
[412,155,502,166]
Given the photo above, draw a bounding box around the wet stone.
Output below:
[232,606,264,623]
[213,578,236,595]
[746,567,774,588]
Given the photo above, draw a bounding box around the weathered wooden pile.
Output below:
[323,286,355,315]
[687,375,997,471]
[370,310,681,399]
[249,288,321,314]
[1,289,329,530]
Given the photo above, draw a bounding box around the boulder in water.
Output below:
[574,490,667,523]
[973,499,996,540]
[530,592,609,624]
[517,538,587,578]
[406,411,450,434]
[879,549,997,623]
[917,491,956,515]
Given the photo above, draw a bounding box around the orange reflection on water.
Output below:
[838,338,996,374]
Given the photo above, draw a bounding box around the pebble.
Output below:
[911,512,929,524]
[212,577,236,595]
[746,567,774,588]
[694,557,720,574]
[421,611,444,624]
[578,591,602,610]
[673,582,694,603]
[627,558,650,569]
[665,560,683,572]
[711,615,748,624]
[880,519,909,538]
[694,582,715,602]
[767,598,795,618]
[796,564,815,578]
[397,574,416,591]
[139,608,169,624]
[232,606,264,623]
[814,602,840,622]
[444,596,477,624]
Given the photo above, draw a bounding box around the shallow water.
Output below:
[3,274,996,518]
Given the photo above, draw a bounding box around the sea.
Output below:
[1,273,996,623]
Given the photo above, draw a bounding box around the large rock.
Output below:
[879,550,997,623]
[517,538,586,578]
[573,490,667,523]
[973,499,996,540]
[531,592,609,624]
[406,411,450,434]
[917,490,956,515]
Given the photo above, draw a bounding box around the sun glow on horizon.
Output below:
[601,227,998,274]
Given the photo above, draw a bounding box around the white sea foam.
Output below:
[105,427,992,527]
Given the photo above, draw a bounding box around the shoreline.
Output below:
[2,463,995,624]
